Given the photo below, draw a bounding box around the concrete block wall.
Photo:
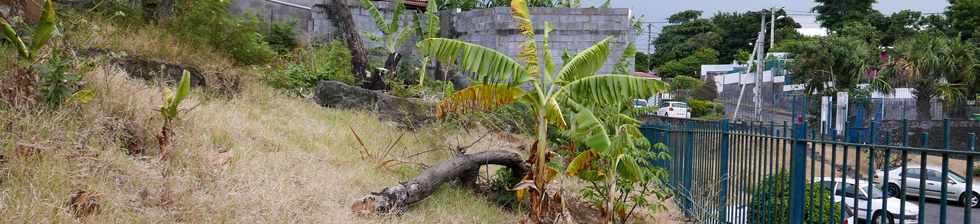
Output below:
[446,7,634,74]
[228,0,316,42]
[231,0,636,73]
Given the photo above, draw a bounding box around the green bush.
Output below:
[264,41,356,95]
[34,55,82,108]
[265,21,299,54]
[170,0,276,65]
[748,172,843,224]
[687,99,724,118]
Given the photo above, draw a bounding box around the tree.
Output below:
[634,52,651,72]
[360,0,417,90]
[650,11,719,66]
[783,36,876,96]
[711,9,801,63]
[812,0,876,31]
[656,48,719,78]
[947,0,980,40]
[324,0,372,88]
[418,0,668,221]
[880,10,924,46]
[838,21,881,45]
[886,34,977,120]
[668,10,702,23]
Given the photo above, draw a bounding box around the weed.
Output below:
[169,0,276,65]
[34,54,83,108]
[263,41,356,96]
[265,21,299,54]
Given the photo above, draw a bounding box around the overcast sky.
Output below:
[578,0,951,52]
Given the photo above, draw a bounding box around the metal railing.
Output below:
[641,116,979,224]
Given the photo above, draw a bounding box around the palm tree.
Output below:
[889,34,977,120]
[417,0,667,220]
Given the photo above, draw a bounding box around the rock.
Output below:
[111,56,207,87]
[314,81,434,127]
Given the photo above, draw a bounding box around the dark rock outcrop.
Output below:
[314,81,434,127]
[111,57,207,87]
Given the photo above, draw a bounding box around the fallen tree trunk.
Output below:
[351,150,528,215]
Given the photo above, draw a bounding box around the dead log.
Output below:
[351,150,528,215]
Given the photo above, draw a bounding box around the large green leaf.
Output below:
[360,0,389,35]
[570,103,611,151]
[562,74,668,106]
[424,0,440,39]
[393,25,417,52]
[542,22,556,76]
[617,154,642,182]
[30,0,56,58]
[0,18,28,59]
[555,37,612,84]
[389,0,405,35]
[417,38,529,86]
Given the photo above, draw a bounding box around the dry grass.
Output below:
[0,65,519,223]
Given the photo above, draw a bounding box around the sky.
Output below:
[578,0,952,52]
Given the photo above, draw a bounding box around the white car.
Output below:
[657,101,691,118]
[817,177,919,224]
[875,166,980,208]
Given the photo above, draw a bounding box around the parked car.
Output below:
[633,99,648,108]
[875,166,980,208]
[816,177,919,224]
[657,101,691,118]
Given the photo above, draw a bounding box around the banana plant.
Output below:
[414,0,440,88]
[564,103,670,223]
[157,70,191,160]
[417,0,667,220]
[1,0,56,61]
[160,70,192,122]
[360,0,417,90]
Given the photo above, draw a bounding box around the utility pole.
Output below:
[753,14,766,119]
[770,7,776,50]
[647,23,653,54]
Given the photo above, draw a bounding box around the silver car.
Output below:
[875,166,980,208]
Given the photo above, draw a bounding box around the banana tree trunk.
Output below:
[323,0,371,85]
[351,150,528,215]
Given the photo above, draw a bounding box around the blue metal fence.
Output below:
[641,116,980,224]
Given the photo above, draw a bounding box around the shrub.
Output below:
[748,172,842,224]
[265,21,299,54]
[33,55,82,108]
[170,0,276,65]
[693,77,718,100]
[263,41,356,95]
[688,99,724,118]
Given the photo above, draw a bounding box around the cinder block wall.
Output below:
[445,7,634,74]
[231,0,635,73]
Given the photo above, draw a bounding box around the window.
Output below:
[819,181,836,192]
[926,170,943,182]
[671,103,689,109]
[837,183,860,198]
[950,172,966,183]
[904,169,921,179]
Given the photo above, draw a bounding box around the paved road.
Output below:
[855,196,980,223]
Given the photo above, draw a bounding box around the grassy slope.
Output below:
[0,13,516,223]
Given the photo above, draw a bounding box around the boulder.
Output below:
[111,56,207,87]
[314,81,434,127]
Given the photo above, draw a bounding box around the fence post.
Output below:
[965,133,975,224]
[684,121,695,212]
[789,121,807,224]
[718,119,731,224]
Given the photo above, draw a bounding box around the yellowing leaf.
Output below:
[436,84,525,118]
[70,89,96,104]
[566,149,598,176]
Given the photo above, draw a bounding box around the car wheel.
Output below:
[961,192,979,208]
[886,183,902,197]
[871,211,895,224]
